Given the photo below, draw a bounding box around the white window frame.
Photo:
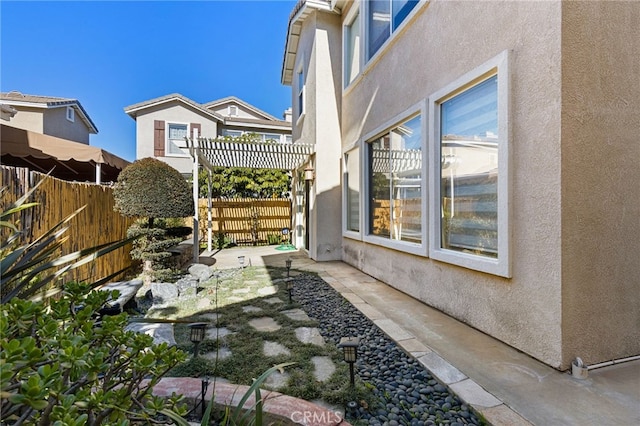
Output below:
[296,60,305,123]
[364,0,426,64]
[428,50,511,277]
[343,4,362,89]
[66,106,74,122]
[166,122,190,157]
[228,105,238,116]
[363,101,428,256]
[342,142,363,240]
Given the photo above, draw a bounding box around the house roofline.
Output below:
[281,0,340,86]
[123,93,224,122]
[203,96,281,122]
[0,92,99,134]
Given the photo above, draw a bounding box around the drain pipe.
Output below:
[572,354,640,379]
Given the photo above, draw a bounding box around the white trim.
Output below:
[364,0,428,64]
[66,106,75,122]
[343,3,362,90]
[342,144,363,240]
[362,100,428,257]
[166,122,191,158]
[428,50,511,277]
[296,59,306,123]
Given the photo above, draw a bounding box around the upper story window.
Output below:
[167,123,189,156]
[344,6,361,88]
[66,106,75,122]
[228,105,238,116]
[297,66,305,118]
[222,129,243,138]
[367,0,420,60]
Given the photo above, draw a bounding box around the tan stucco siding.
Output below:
[311,12,343,261]
[6,108,45,134]
[560,1,640,366]
[342,1,565,367]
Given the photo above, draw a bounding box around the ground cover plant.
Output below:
[154,265,375,410]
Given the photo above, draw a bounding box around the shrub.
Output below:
[0,282,188,425]
[113,157,194,228]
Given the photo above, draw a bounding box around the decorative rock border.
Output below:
[152,378,350,426]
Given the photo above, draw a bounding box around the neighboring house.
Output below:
[124,94,292,176]
[0,91,98,144]
[281,0,639,371]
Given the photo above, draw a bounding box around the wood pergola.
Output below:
[187,135,314,261]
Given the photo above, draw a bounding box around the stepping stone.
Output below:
[242,305,262,313]
[232,288,250,294]
[264,370,290,390]
[244,280,259,285]
[257,286,278,296]
[126,322,176,346]
[311,356,336,382]
[227,296,244,303]
[263,297,284,305]
[196,298,211,309]
[205,327,234,340]
[200,312,221,321]
[263,341,291,357]
[249,317,281,332]
[295,327,325,346]
[202,347,232,360]
[281,308,311,321]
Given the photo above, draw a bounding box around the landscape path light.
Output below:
[238,255,246,268]
[338,336,360,386]
[285,258,293,302]
[188,322,207,358]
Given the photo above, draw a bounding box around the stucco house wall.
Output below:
[43,107,91,144]
[341,1,566,367]
[284,0,639,369]
[134,101,218,174]
[4,107,44,134]
[559,1,640,365]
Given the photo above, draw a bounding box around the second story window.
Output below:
[66,106,75,122]
[167,123,188,156]
[344,7,361,88]
[229,105,238,116]
[367,0,420,60]
[297,66,305,118]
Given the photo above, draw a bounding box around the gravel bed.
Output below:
[292,273,484,426]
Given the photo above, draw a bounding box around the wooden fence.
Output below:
[1,166,135,286]
[195,198,292,246]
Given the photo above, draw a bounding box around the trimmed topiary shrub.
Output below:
[112,158,195,282]
[113,157,194,228]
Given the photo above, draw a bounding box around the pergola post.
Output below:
[192,130,199,264]
[207,168,213,252]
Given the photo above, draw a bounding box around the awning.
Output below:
[1,124,129,183]
[188,137,314,170]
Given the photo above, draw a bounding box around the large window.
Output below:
[367,112,423,247]
[344,148,361,233]
[344,7,361,88]
[367,0,420,60]
[167,123,188,156]
[429,51,511,277]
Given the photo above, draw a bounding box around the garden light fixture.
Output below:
[188,322,207,357]
[200,376,210,416]
[338,336,360,386]
[238,255,246,268]
[285,257,292,278]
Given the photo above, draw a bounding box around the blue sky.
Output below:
[1,0,298,161]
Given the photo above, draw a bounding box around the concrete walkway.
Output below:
[207,246,640,426]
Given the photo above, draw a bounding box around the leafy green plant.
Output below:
[112,157,194,229]
[0,282,189,425]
